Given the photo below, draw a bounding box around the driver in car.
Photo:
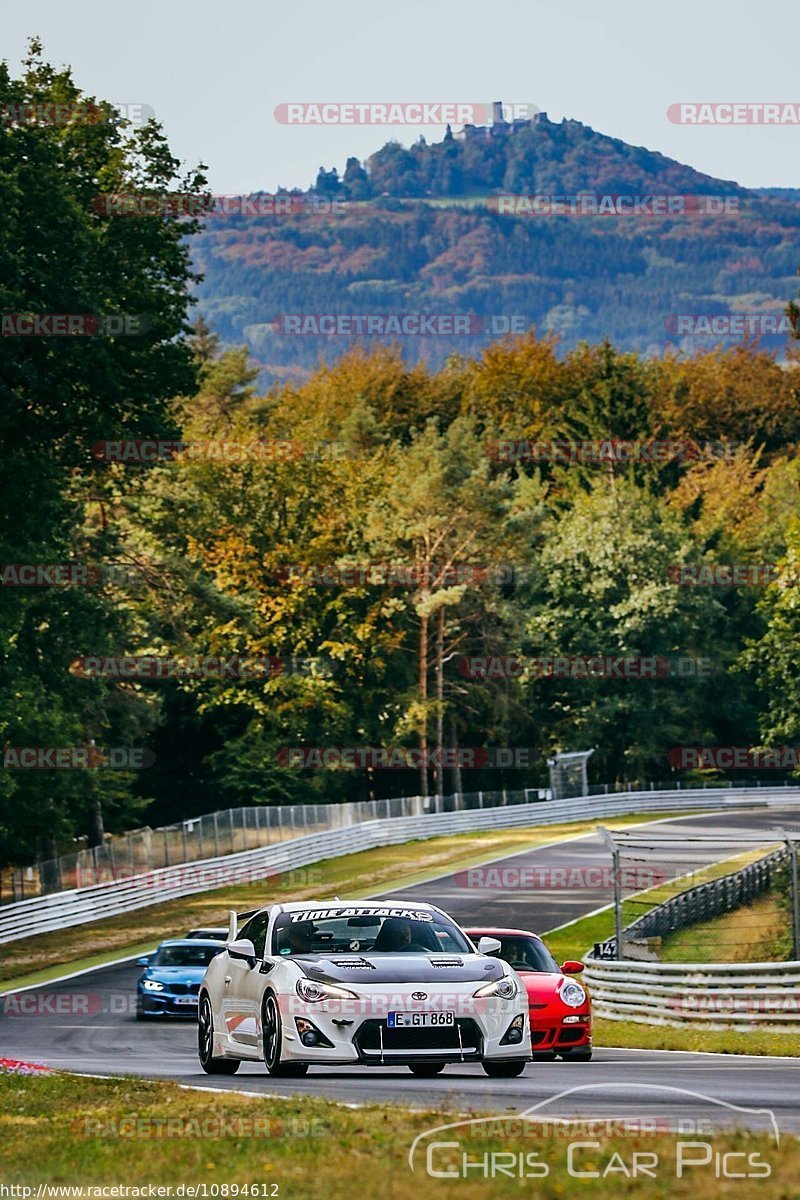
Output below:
[373,917,431,952]
[278,921,315,955]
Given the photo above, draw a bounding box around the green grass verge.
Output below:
[0,1071,795,1199]
[661,891,790,963]
[0,811,694,992]
[593,1017,800,1057]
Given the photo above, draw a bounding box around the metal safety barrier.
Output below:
[583,955,800,1031]
[2,785,798,944]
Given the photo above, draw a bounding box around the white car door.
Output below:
[226,912,270,1047]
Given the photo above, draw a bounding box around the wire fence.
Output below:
[0,789,523,905]
[596,827,800,964]
[3,776,798,907]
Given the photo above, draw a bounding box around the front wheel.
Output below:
[261,994,309,1077]
[408,1063,445,1077]
[482,1059,527,1078]
[198,995,240,1075]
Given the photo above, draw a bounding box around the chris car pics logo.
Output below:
[408,1084,779,1180]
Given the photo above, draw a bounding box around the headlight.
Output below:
[560,980,586,1008]
[142,979,164,992]
[295,978,359,1003]
[473,976,518,999]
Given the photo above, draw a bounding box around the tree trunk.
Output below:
[434,605,445,797]
[419,611,429,797]
[449,712,463,796]
[88,795,105,848]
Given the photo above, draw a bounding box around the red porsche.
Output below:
[465,926,592,1061]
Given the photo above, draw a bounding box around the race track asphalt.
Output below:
[2,806,798,1135]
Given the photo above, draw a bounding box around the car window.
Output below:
[152,944,223,967]
[495,936,559,972]
[239,912,269,958]
[271,909,472,955]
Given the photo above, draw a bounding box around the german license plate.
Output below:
[174,996,197,1005]
[387,1011,455,1027]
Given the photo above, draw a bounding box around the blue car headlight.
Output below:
[142,979,165,992]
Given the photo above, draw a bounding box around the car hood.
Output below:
[298,953,505,985]
[141,966,208,982]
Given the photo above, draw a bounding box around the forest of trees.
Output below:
[3,47,800,871]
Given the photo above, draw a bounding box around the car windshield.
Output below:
[271,907,472,956]
[152,944,223,967]
[488,935,559,973]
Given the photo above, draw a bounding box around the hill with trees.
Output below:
[191,115,800,380]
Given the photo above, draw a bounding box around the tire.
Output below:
[261,993,309,1077]
[560,1049,592,1062]
[408,1063,446,1077]
[482,1059,527,1078]
[198,994,240,1075]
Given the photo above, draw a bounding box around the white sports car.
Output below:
[197,898,530,1077]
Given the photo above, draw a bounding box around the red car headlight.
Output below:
[560,980,587,1008]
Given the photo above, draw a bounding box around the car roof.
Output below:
[157,938,225,947]
[276,899,441,913]
[464,927,544,940]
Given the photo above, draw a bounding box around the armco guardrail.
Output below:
[583,956,800,1030]
[1,785,799,944]
[8,776,798,904]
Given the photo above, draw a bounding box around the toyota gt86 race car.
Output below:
[198,899,530,1077]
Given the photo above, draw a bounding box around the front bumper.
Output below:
[138,989,200,1018]
[530,1007,591,1053]
[273,985,530,1065]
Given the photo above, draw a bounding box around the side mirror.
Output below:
[227,938,257,966]
[561,960,584,975]
[136,956,150,967]
[478,936,502,955]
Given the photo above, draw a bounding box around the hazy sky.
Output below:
[3,0,798,193]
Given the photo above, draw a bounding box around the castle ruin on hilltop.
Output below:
[454,100,547,141]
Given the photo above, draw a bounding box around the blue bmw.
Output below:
[136,938,226,1020]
